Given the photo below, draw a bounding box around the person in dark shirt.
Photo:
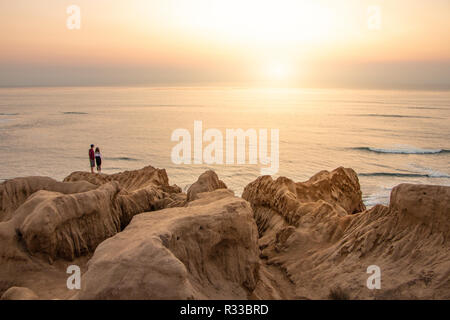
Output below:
[94,147,102,173]
[89,144,95,173]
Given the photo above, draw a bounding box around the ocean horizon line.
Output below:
[1,84,450,93]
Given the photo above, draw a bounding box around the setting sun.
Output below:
[0,0,449,88]
[267,62,291,81]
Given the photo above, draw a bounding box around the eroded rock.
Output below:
[1,286,39,300]
[243,168,450,299]
[76,189,260,300]
[186,170,227,202]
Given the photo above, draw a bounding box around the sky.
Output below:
[0,0,449,89]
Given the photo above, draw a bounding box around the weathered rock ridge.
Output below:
[76,189,260,300]
[186,170,227,202]
[242,168,450,299]
[0,165,183,297]
[0,165,448,300]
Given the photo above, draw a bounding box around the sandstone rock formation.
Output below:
[0,165,183,298]
[64,165,186,210]
[1,286,39,300]
[242,168,450,299]
[0,165,449,300]
[0,176,97,222]
[76,189,260,300]
[186,170,227,202]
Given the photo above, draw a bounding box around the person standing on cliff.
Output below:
[89,144,95,173]
[94,147,102,173]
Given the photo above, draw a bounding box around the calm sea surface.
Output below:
[0,87,449,207]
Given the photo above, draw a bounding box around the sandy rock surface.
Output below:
[0,165,448,300]
[243,168,450,299]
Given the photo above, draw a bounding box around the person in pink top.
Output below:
[89,144,95,173]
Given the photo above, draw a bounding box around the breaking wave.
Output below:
[359,172,450,178]
[353,147,450,154]
[105,157,140,161]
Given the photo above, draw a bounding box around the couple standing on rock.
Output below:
[89,144,102,173]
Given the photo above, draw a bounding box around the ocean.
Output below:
[0,87,449,207]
